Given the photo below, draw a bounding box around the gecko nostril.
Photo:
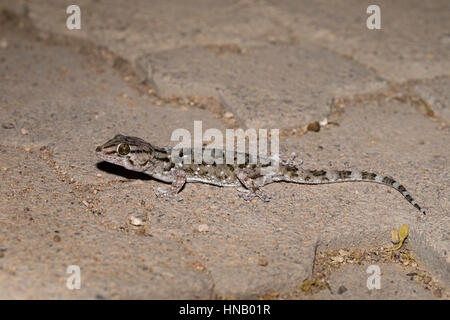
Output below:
[95,146,102,152]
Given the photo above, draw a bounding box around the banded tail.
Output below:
[280,169,426,215]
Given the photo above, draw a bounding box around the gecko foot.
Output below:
[237,187,271,202]
[154,169,186,202]
[155,187,183,202]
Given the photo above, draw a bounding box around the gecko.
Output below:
[95,134,426,215]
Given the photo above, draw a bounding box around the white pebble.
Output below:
[0,39,8,49]
[198,224,209,232]
[128,214,145,226]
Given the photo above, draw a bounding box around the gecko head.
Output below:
[95,134,153,172]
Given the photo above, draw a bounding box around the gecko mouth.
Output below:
[95,147,113,162]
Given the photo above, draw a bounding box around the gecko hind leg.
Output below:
[155,169,186,201]
[236,170,271,202]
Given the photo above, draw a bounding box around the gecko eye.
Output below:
[117,143,130,156]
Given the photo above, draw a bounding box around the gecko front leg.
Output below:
[282,152,303,169]
[236,170,271,202]
[155,169,186,201]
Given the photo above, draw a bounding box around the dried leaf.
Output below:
[386,224,409,251]
[391,230,400,244]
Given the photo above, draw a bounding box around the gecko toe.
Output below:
[237,189,256,201]
[155,187,182,201]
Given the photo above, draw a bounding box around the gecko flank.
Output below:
[96,134,426,215]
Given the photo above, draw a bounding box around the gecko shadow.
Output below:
[96,161,152,181]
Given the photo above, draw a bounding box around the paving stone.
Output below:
[140,45,385,128]
[267,0,450,82]
[316,264,436,299]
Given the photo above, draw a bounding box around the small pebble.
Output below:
[224,112,234,119]
[0,38,7,49]
[194,261,206,271]
[96,173,102,178]
[53,235,61,242]
[331,256,344,263]
[198,224,209,232]
[259,259,268,266]
[307,121,320,132]
[337,285,347,294]
[128,213,144,226]
[319,117,328,126]
[21,128,29,135]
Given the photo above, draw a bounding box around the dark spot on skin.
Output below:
[405,194,413,202]
[398,185,406,192]
[305,176,311,182]
[383,176,395,185]
[140,160,149,167]
[130,149,147,154]
[154,151,170,161]
[361,171,370,180]
[312,170,326,176]
[338,171,350,179]
[128,158,134,165]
